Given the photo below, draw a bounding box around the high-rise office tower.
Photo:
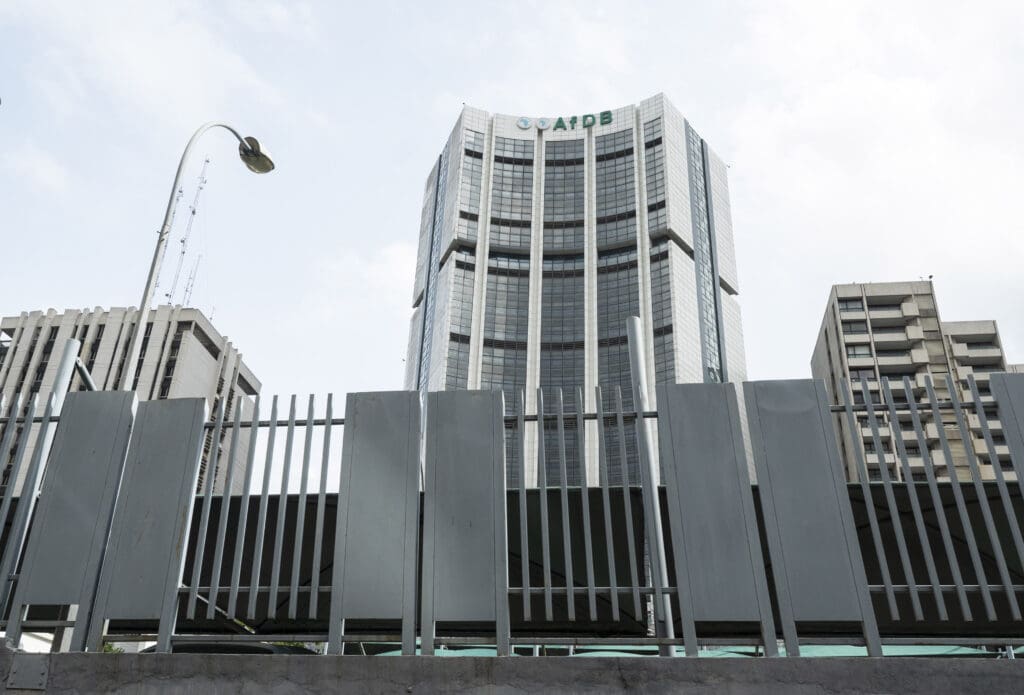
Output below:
[811,281,1016,482]
[0,306,260,493]
[405,94,747,485]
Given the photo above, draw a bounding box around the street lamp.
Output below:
[119,122,275,390]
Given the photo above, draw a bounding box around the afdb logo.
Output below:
[516,116,556,129]
[516,111,613,131]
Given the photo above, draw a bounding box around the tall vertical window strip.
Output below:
[644,118,667,232]
[543,139,585,251]
[456,130,485,243]
[540,254,585,486]
[489,137,533,250]
[597,246,640,485]
[685,125,723,383]
[417,149,449,393]
[481,252,530,485]
[595,129,636,249]
[650,240,674,383]
[444,247,476,388]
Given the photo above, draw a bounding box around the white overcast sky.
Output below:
[1,1,1022,398]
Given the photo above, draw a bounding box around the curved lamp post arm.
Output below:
[119,122,273,391]
[155,123,248,242]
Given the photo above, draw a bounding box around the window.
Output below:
[842,321,868,334]
[847,345,872,358]
[879,371,917,383]
[849,368,875,381]
[853,391,882,405]
[875,349,909,358]
[838,298,863,312]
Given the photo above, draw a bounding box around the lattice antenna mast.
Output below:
[182,254,202,305]
[165,157,211,303]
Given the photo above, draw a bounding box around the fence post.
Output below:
[626,316,675,656]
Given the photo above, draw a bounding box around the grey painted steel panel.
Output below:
[744,380,880,656]
[328,391,421,656]
[656,383,776,655]
[87,398,206,650]
[6,391,136,648]
[331,391,420,620]
[424,390,504,620]
[993,373,1024,486]
[421,390,508,653]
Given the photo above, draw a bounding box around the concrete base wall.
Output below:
[2,653,1022,694]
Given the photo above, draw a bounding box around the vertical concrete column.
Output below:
[522,129,546,486]
[467,118,496,389]
[583,127,600,480]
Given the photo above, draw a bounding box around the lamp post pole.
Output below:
[119,123,274,391]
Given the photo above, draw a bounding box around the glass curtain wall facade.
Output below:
[406,94,748,486]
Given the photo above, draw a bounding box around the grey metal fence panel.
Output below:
[991,373,1024,499]
[5,391,136,651]
[421,390,509,655]
[744,379,880,656]
[328,391,420,655]
[656,382,777,657]
[86,398,207,652]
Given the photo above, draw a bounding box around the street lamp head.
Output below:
[238,136,275,174]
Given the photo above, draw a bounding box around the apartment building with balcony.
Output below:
[811,281,1017,482]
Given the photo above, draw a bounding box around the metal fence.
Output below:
[1,358,1024,656]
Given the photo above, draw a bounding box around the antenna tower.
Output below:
[165,157,210,304]
[183,254,202,305]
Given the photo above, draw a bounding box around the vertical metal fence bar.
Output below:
[968,375,1024,590]
[924,376,997,620]
[944,377,1020,619]
[555,388,576,621]
[536,388,553,620]
[627,315,674,657]
[0,394,25,550]
[309,393,333,619]
[289,395,315,619]
[615,386,643,622]
[903,378,971,621]
[205,402,243,619]
[493,393,511,656]
[247,395,279,619]
[576,387,597,621]
[881,378,947,620]
[595,387,620,621]
[860,377,923,620]
[187,397,226,619]
[227,396,260,619]
[268,394,297,620]
[517,390,531,621]
[839,380,898,620]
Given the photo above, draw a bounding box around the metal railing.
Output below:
[1,353,1024,656]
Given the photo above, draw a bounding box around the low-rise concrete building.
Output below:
[0,306,259,493]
